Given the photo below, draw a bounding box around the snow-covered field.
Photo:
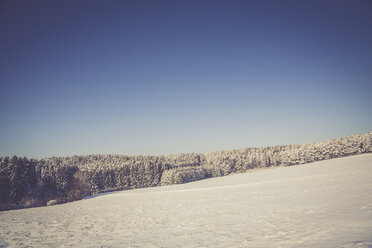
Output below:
[1,154,372,248]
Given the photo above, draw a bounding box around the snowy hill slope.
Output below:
[1,154,372,248]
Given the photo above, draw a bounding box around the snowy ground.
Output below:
[1,154,372,248]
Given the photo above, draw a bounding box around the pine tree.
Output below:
[0,157,10,203]
[8,156,28,203]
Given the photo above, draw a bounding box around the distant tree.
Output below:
[64,170,90,201]
[8,156,29,203]
[0,157,10,203]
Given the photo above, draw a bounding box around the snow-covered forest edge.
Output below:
[1,132,371,211]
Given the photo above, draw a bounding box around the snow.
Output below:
[1,154,372,248]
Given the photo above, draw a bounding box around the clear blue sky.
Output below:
[0,0,371,159]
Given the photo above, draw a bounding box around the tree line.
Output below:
[1,132,371,210]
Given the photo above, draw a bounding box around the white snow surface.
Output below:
[1,154,372,248]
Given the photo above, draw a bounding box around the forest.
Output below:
[1,132,371,210]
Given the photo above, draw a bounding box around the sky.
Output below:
[0,0,371,159]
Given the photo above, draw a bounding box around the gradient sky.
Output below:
[0,0,371,159]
